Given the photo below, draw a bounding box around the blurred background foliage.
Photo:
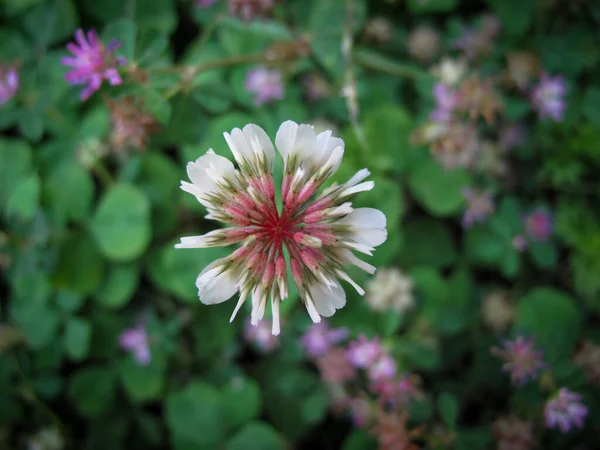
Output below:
[1,0,600,449]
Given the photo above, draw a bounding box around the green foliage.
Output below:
[1,1,598,449]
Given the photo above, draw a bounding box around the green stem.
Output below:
[354,47,433,80]
[93,162,114,187]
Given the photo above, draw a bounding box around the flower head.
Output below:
[491,336,546,386]
[346,335,384,368]
[347,396,374,428]
[461,188,495,228]
[524,209,553,241]
[531,73,567,122]
[364,17,394,45]
[430,83,459,122]
[492,416,535,450]
[119,323,151,365]
[315,347,357,383]
[243,317,279,352]
[573,341,600,386]
[245,66,284,106]
[176,121,387,335]
[544,388,587,433]
[229,0,275,21]
[62,29,126,101]
[300,321,349,358]
[481,290,515,332]
[365,267,414,314]
[367,353,397,382]
[406,25,440,63]
[106,97,158,152]
[0,64,19,106]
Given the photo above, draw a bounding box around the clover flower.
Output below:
[315,348,356,383]
[492,336,546,386]
[430,82,459,122]
[531,73,567,122]
[544,388,588,433]
[176,121,387,335]
[524,208,553,241]
[0,64,19,106]
[406,25,440,63]
[119,323,151,365]
[492,416,535,450]
[245,66,284,106]
[106,96,158,152]
[62,29,126,101]
[461,188,495,229]
[365,267,414,314]
[300,321,349,358]
[346,335,385,369]
[243,317,279,352]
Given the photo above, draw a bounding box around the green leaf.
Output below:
[225,422,286,450]
[583,87,600,127]
[487,0,534,37]
[166,381,224,448]
[149,241,230,303]
[46,162,95,223]
[54,232,105,296]
[5,174,40,220]
[18,111,44,142]
[409,161,470,216]
[23,0,79,47]
[515,288,581,363]
[343,430,378,450]
[134,0,177,33]
[407,0,457,13]
[438,391,459,428]
[120,352,165,403]
[64,317,92,361]
[363,105,413,174]
[68,366,116,417]
[399,218,456,268]
[136,87,172,125]
[0,139,32,208]
[95,264,139,309]
[221,377,262,431]
[15,305,61,350]
[91,184,152,262]
[528,241,558,270]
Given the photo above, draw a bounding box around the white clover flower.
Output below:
[177,121,387,335]
[432,57,467,86]
[365,267,414,314]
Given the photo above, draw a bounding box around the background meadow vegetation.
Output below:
[1,0,600,449]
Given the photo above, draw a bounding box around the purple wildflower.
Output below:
[531,73,567,122]
[544,388,588,433]
[461,188,495,228]
[62,29,126,101]
[430,82,459,122]
[245,66,284,106]
[300,321,349,358]
[524,209,553,241]
[315,348,356,383]
[346,335,383,369]
[372,373,421,408]
[347,396,373,428]
[119,324,151,366]
[0,65,19,106]
[367,353,397,382]
[491,336,546,386]
[243,317,279,353]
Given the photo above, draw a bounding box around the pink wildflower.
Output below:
[0,64,19,106]
[243,317,279,353]
[62,29,126,101]
[531,73,567,122]
[544,388,588,433]
[119,324,151,366]
[491,336,546,386]
[346,335,384,369]
[245,66,284,106]
[461,188,495,229]
[300,321,349,358]
[524,209,553,241]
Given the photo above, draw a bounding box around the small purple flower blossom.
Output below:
[300,321,349,358]
[531,73,567,122]
[244,318,279,353]
[430,82,459,122]
[491,336,546,386]
[544,388,588,433]
[0,65,19,106]
[367,353,397,382]
[461,188,495,229]
[62,29,126,101]
[245,66,284,106]
[119,324,151,366]
[346,335,383,369]
[372,373,421,407]
[316,348,356,383]
[524,209,553,241]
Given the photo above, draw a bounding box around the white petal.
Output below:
[308,280,346,317]
[341,181,374,197]
[224,128,252,167]
[230,293,247,322]
[271,297,280,335]
[336,269,365,296]
[196,259,239,305]
[243,123,275,169]
[336,249,376,274]
[345,169,371,187]
[175,235,209,249]
[304,294,322,323]
[275,121,317,167]
[274,120,298,163]
[187,151,235,192]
